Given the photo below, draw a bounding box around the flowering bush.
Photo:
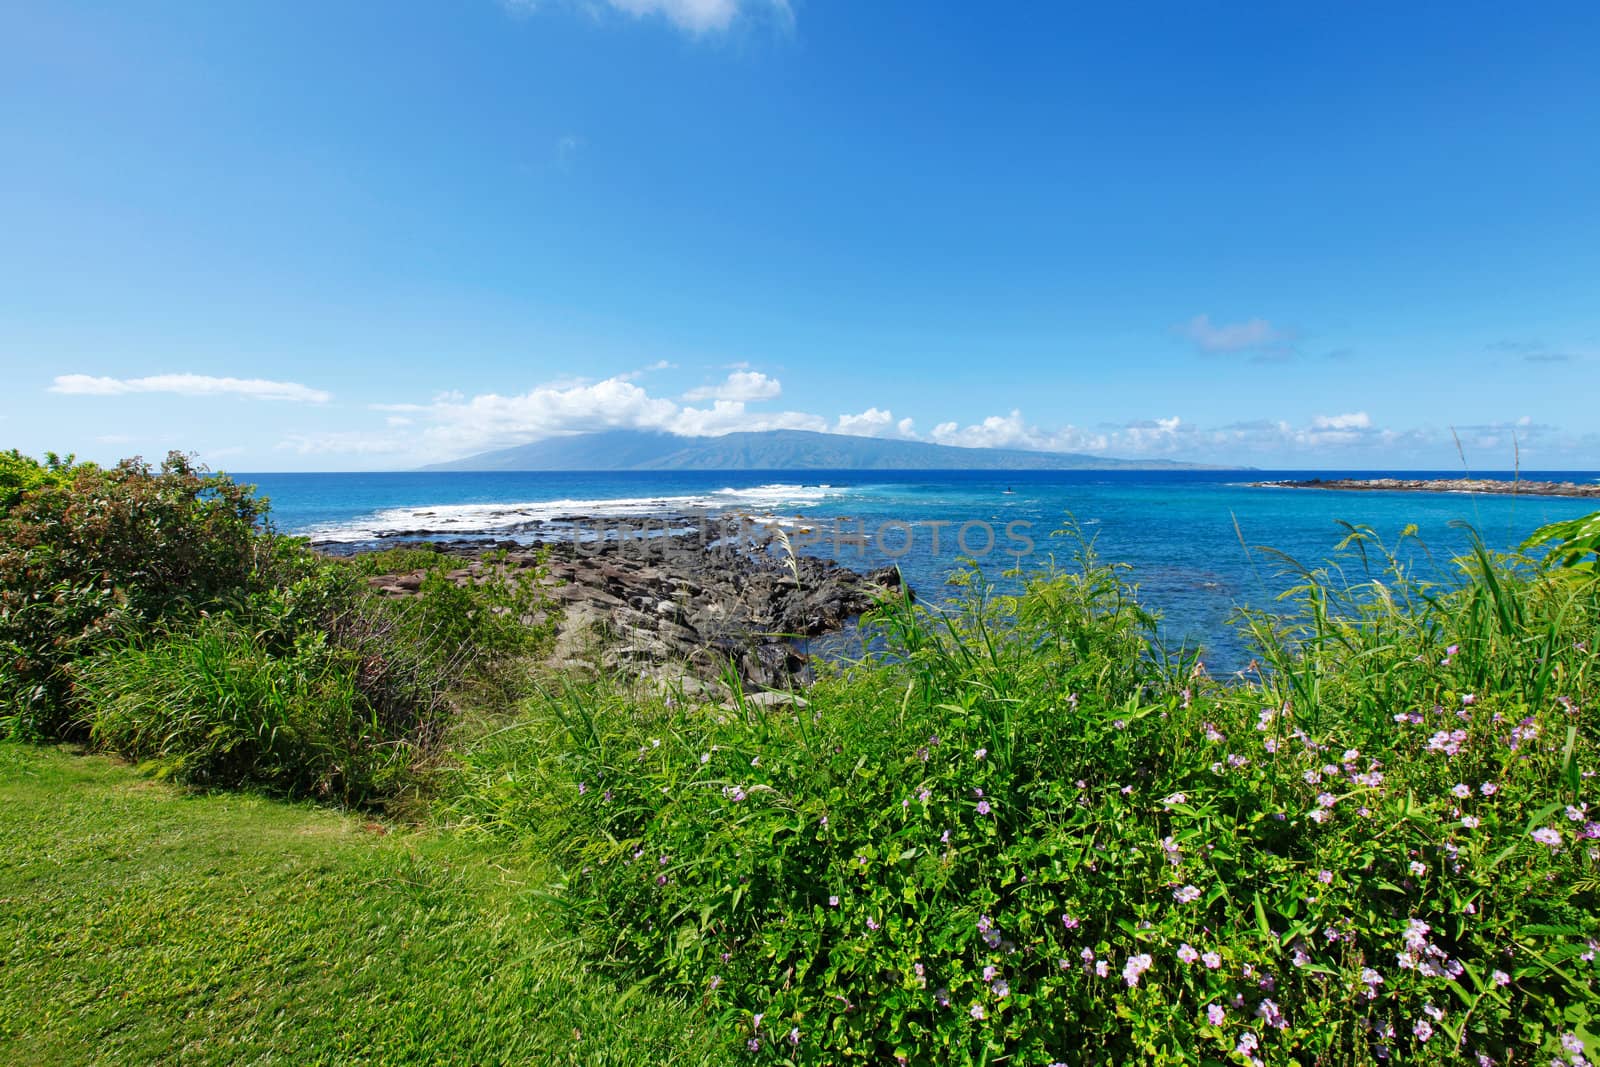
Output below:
[448,529,1600,1064]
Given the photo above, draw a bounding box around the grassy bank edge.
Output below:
[0,742,724,1066]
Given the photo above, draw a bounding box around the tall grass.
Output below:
[79,618,408,803]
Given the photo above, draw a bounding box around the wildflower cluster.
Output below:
[451,526,1600,1064]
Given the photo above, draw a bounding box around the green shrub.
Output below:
[334,547,559,712]
[0,448,558,803]
[0,449,74,515]
[0,451,269,738]
[445,535,1599,1065]
[337,544,455,577]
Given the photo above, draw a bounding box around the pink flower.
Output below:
[1206,1004,1225,1025]
[1532,826,1563,849]
[1122,953,1153,987]
[1173,884,1202,904]
[1177,943,1199,964]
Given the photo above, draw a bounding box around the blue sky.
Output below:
[2,0,1598,470]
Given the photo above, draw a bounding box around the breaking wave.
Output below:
[304,483,842,544]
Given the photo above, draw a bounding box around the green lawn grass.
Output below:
[0,743,722,1066]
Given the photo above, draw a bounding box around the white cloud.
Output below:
[930,411,1036,450]
[1120,416,1183,452]
[683,370,783,402]
[615,359,677,382]
[502,0,791,34]
[668,400,825,437]
[915,409,1445,461]
[421,377,683,450]
[339,372,829,460]
[833,407,917,439]
[929,411,1112,454]
[1176,314,1294,355]
[608,0,741,32]
[1311,412,1371,431]
[51,373,331,404]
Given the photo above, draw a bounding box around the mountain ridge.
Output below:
[420,429,1220,471]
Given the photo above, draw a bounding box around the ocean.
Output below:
[238,468,1600,672]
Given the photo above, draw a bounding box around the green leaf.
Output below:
[1519,923,1583,938]
[1253,893,1272,941]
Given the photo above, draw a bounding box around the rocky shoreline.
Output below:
[1251,477,1600,499]
[344,516,906,696]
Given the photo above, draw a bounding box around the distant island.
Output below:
[421,429,1220,472]
[1253,476,1600,499]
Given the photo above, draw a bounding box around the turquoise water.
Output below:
[239,469,1600,670]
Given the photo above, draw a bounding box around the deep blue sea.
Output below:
[238,469,1600,672]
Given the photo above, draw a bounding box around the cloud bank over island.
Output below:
[45,361,1591,470]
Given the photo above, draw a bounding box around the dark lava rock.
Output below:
[347,517,908,692]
